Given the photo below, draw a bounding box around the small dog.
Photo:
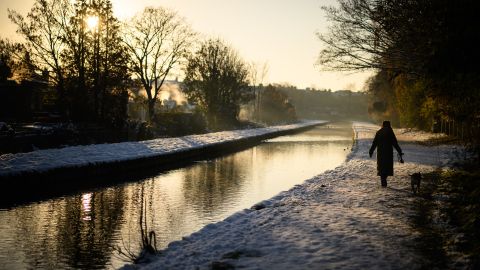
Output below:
[410,172,422,194]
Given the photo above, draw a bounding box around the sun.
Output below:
[86,15,99,31]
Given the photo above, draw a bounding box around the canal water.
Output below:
[0,122,353,269]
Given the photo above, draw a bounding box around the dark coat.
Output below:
[369,127,402,176]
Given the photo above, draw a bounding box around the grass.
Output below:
[418,136,462,146]
[411,168,480,269]
[410,171,449,269]
[438,169,480,268]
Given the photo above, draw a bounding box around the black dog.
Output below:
[410,172,422,194]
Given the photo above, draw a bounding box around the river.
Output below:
[0,122,353,269]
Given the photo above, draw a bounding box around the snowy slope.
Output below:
[123,122,461,270]
[0,121,324,178]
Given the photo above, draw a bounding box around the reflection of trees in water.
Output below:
[8,186,128,269]
[6,200,65,269]
[115,182,158,264]
[114,177,175,257]
[182,152,252,213]
[116,179,175,258]
[60,188,127,268]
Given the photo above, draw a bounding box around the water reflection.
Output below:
[81,193,92,221]
[0,123,353,269]
[182,155,250,215]
[0,187,127,269]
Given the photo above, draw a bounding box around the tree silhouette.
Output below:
[9,0,70,110]
[9,0,130,122]
[183,39,252,129]
[258,85,296,124]
[319,0,480,133]
[0,39,21,82]
[122,7,195,121]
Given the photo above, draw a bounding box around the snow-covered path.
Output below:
[125,122,459,270]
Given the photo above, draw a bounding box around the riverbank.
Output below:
[124,122,463,270]
[0,120,325,206]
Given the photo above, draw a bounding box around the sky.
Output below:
[0,0,372,91]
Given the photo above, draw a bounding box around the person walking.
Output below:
[369,121,403,187]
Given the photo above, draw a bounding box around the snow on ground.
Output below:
[0,121,325,177]
[124,122,461,270]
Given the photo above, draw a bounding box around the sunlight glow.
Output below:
[81,193,93,221]
[86,15,99,31]
[159,91,170,101]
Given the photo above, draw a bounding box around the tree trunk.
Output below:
[56,78,67,117]
[148,100,155,122]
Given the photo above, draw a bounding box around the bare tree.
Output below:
[259,61,269,86]
[316,0,430,75]
[123,7,196,120]
[248,61,269,121]
[248,61,269,87]
[248,62,258,90]
[8,0,72,108]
